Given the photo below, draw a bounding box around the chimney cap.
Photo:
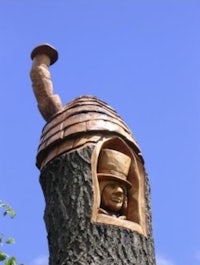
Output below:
[31,43,58,65]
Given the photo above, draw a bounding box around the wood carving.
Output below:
[97,149,131,219]
[30,43,156,265]
[91,137,147,235]
[30,44,63,121]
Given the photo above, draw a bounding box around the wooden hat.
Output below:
[97,149,132,189]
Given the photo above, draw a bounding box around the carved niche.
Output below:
[91,137,147,236]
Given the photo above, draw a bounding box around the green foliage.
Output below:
[0,252,7,262]
[0,202,16,219]
[5,257,17,265]
[5,238,15,245]
[0,201,24,265]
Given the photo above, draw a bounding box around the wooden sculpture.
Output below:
[97,149,133,221]
[30,43,156,265]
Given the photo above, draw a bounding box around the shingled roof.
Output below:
[36,95,143,169]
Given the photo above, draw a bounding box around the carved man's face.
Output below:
[100,181,126,213]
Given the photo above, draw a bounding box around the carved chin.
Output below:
[107,201,123,211]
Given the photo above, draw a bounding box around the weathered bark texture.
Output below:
[40,145,156,265]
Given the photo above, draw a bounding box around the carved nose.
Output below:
[115,191,123,197]
[113,187,124,196]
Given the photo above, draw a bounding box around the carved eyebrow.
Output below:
[110,183,118,188]
[109,183,125,190]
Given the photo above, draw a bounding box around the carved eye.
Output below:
[110,184,117,189]
[108,183,124,192]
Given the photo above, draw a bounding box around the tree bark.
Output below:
[40,145,156,265]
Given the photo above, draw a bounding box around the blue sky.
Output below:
[1,1,200,265]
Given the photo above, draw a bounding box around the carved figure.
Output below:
[97,149,132,219]
[99,181,127,219]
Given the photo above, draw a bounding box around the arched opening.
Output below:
[91,137,147,236]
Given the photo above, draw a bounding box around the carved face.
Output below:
[100,181,126,213]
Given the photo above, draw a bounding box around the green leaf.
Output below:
[0,202,16,219]
[5,257,17,265]
[0,251,7,261]
[0,201,23,265]
[5,237,15,244]
[3,209,16,219]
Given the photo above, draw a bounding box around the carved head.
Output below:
[99,180,127,214]
[97,149,132,216]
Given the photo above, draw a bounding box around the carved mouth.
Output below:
[111,197,122,203]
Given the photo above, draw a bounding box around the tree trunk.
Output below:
[40,146,156,265]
